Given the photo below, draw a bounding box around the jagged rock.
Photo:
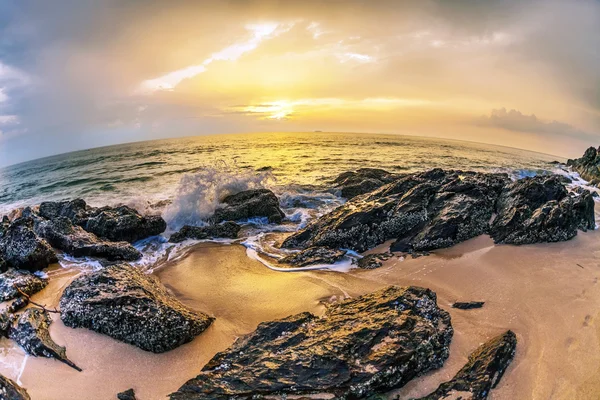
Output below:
[283,169,509,253]
[0,269,48,302]
[9,308,81,371]
[567,146,600,185]
[490,176,595,245]
[0,312,14,338]
[356,253,393,270]
[170,286,453,400]
[453,301,484,310]
[36,217,141,261]
[117,388,137,400]
[39,199,89,225]
[414,330,516,400]
[332,168,401,199]
[0,374,31,400]
[7,297,29,313]
[169,222,241,243]
[213,189,285,224]
[279,246,347,267]
[60,264,214,353]
[0,217,57,272]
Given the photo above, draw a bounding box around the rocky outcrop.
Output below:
[39,199,89,225]
[170,286,453,400]
[169,222,241,243]
[414,330,516,400]
[60,264,214,353]
[453,301,485,310]
[36,217,141,261]
[0,374,31,400]
[0,217,57,272]
[283,169,509,253]
[332,168,401,199]
[278,246,346,267]
[0,269,48,302]
[214,189,285,224]
[567,146,600,185]
[9,308,81,371]
[117,389,137,400]
[356,253,393,269]
[490,176,595,245]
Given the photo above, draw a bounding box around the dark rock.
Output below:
[0,269,48,302]
[169,222,241,243]
[279,246,346,267]
[490,176,595,245]
[332,168,401,199]
[0,312,14,338]
[170,286,453,400]
[567,146,600,185]
[117,388,137,400]
[7,297,29,313]
[356,253,393,269]
[39,199,89,225]
[60,264,214,353]
[36,217,141,261]
[214,189,285,224]
[0,374,31,400]
[452,301,485,310]
[85,206,166,243]
[283,169,509,253]
[414,330,516,400]
[0,217,57,272]
[9,308,81,371]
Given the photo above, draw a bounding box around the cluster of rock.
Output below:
[332,168,402,199]
[567,146,600,184]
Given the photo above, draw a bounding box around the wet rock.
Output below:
[0,312,14,338]
[0,269,48,302]
[170,286,453,400]
[490,176,595,245]
[0,217,57,272]
[332,168,401,199]
[356,253,393,269]
[414,330,516,400]
[279,246,346,267]
[214,189,285,224]
[7,297,29,313]
[0,374,31,400]
[452,301,484,310]
[39,199,89,225]
[60,264,214,353]
[283,169,509,253]
[9,308,81,371]
[85,205,167,243]
[567,146,600,185]
[117,389,137,400]
[169,222,241,243]
[36,217,141,261]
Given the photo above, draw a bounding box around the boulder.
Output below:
[60,264,214,353]
[170,286,453,400]
[567,146,600,185]
[117,389,137,400]
[356,253,393,270]
[0,217,57,272]
[414,330,516,400]
[278,246,347,267]
[332,168,401,199]
[39,199,89,225]
[0,374,31,400]
[36,217,141,261]
[0,312,14,338]
[9,308,81,371]
[213,189,285,224]
[452,301,484,310]
[7,297,29,313]
[169,222,241,243]
[0,269,48,302]
[84,205,166,243]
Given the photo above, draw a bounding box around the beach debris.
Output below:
[567,146,600,185]
[0,217,57,272]
[169,222,241,243]
[279,246,347,267]
[170,286,453,399]
[355,252,393,269]
[117,388,137,400]
[332,168,401,199]
[213,189,285,224]
[60,264,214,353]
[452,301,485,310]
[9,308,82,372]
[413,330,516,400]
[0,269,48,302]
[0,373,31,400]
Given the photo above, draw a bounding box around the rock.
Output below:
[0,374,31,400]
[0,217,57,272]
[36,217,141,261]
[9,308,81,371]
[332,168,401,199]
[452,301,484,310]
[414,330,516,400]
[214,189,285,224]
[117,388,137,400]
[0,269,48,302]
[60,264,214,353]
[0,312,14,338]
[169,222,241,243]
[7,297,29,313]
[278,246,347,267]
[356,253,393,270]
[170,286,453,400]
[567,146,600,185]
[283,169,509,253]
[39,199,89,225]
[490,176,595,245]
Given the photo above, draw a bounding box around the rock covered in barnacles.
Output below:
[0,269,48,302]
[213,189,285,224]
[0,374,31,400]
[170,286,453,399]
[356,253,393,269]
[278,246,347,267]
[169,222,241,243]
[60,264,214,353]
[0,217,57,272]
[332,168,401,199]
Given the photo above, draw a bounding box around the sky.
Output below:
[0,0,599,167]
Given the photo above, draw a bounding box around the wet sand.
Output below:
[2,232,600,399]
